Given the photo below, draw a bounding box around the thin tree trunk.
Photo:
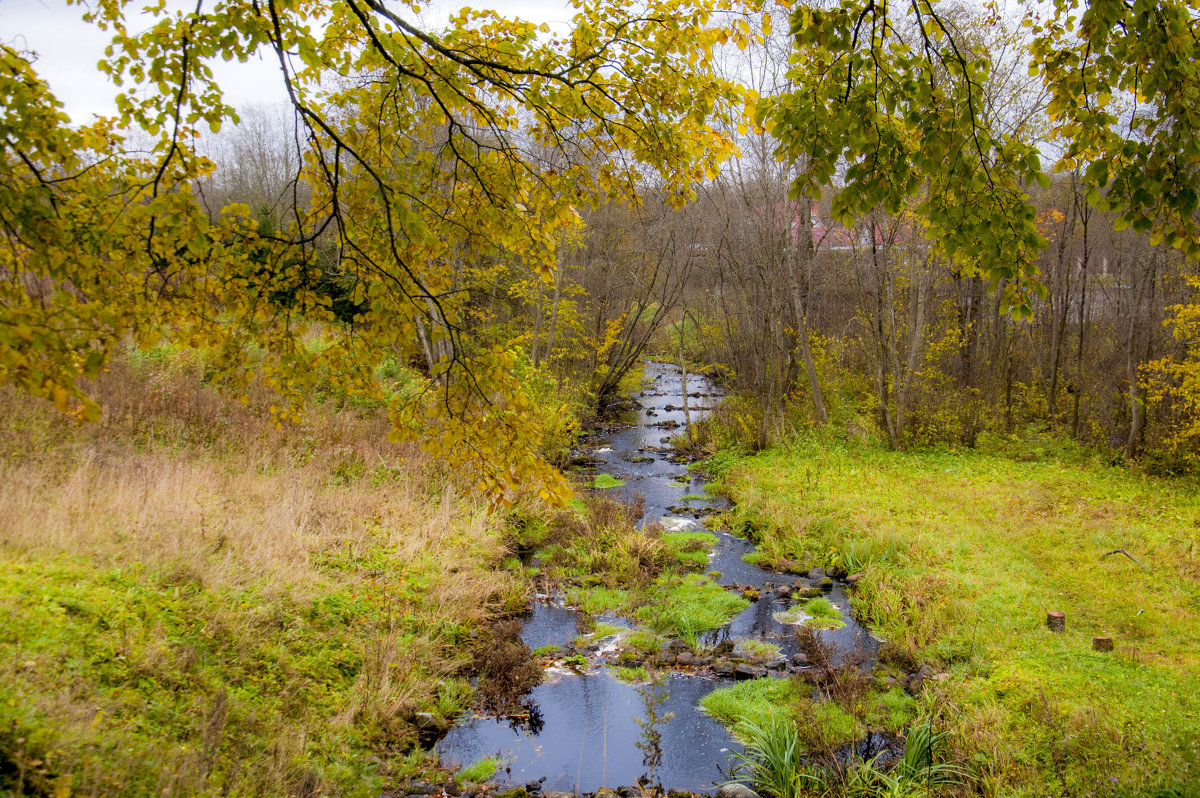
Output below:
[1125,255,1158,458]
[896,259,930,438]
[546,264,564,373]
[531,278,545,366]
[785,197,828,424]
[870,242,900,448]
[1072,204,1091,438]
[1048,177,1079,423]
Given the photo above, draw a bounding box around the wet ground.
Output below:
[441,363,875,793]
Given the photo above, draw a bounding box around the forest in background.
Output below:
[183,5,1200,474]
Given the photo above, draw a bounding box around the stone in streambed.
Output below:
[675,651,695,666]
[713,659,736,677]
[717,785,761,798]
[734,663,768,680]
[412,713,448,745]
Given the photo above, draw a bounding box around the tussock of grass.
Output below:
[542,497,666,588]
[625,629,664,654]
[0,357,525,797]
[610,665,649,683]
[773,598,846,630]
[803,597,839,618]
[735,639,782,664]
[662,530,718,569]
[723,437,1200,794]
[700,678,798,728]
[869,687,918,732]
[635,575,749,638]
[455,756,498,785]
[591,473,625,489]
[566,586,629,615]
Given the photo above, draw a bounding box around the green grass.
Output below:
[662,530,718,569]
[610,664,649,683]
[773,597,846,630]
[625,629,664,654]
[700,677,799,728]
[869,686,919,732]
[635,574,749,640]
[455,756,499,785]
[591,473,626,489]
[720,435,1200,795]
[574,622,624,648]
[0,553,462,796]
[735,639,782,663]
[566,585,629,615]
[0,356,530,798]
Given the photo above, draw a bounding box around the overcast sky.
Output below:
[0,0,577,122]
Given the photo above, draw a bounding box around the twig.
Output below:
[1101,548,1147,569]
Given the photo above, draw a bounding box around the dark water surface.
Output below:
[440,363,873,793]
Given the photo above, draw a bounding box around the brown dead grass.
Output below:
[0,358,509,601]
[0,352,529,796]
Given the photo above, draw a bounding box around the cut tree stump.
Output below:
[1092,636,1114,652]
[1046,611,1066,632]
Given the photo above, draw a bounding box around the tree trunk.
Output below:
[1048,177,1079,423]
[784,197,828,425]
[1125,254,1158,458]
[545,264,564,374]
[1072,204,1091,438]
[896,259,930,439]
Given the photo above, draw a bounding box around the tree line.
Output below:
[4,0,1200,497]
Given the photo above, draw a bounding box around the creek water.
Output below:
[440,363,875,793]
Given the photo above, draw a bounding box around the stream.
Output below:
[440,362,877,794]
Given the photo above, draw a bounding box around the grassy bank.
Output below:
[0,355,528,797]
[716,433,1200,797]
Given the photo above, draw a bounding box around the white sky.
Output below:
[0,0,576,122]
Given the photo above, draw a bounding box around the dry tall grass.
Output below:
[0,353,527,797]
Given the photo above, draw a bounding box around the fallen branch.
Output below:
[1101,548,1147,569]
